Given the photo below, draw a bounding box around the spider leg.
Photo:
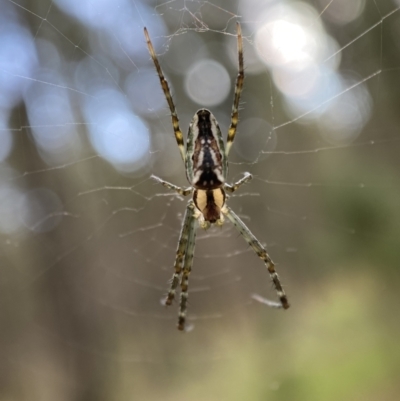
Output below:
[222,206,290,309]
[151,175,192,196]
[165,201,196,306]
[144,28,186,163]
[224,172,252,193]
[177,203,198,331]
[226,22,244,156]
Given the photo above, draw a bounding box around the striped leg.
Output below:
[222,206,290,309]
[226,22,244,156]
[177,204,198,331]
[224,172,252,193]
[151,175,192,196]
[144,28,186,163]
[165,201,195,306]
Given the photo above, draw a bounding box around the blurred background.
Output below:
[1,0,400,400]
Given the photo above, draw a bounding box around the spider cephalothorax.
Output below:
[144,23,289,330]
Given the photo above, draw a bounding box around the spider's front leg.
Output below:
[164,201,196,307]
[177,203,198,331]
[222,205,290,309]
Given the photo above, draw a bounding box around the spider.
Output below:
[144,23,289,331]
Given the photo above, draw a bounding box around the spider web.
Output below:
[1,0,400,399]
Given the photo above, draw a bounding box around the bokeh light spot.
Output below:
[185,60,230,107]
[18,188,64,233]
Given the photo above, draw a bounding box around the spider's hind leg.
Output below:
[226,22,244,156]
[144,27,186,163]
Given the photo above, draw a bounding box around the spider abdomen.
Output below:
[186,109,228,189]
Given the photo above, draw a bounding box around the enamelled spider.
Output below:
[144,23,289,331]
